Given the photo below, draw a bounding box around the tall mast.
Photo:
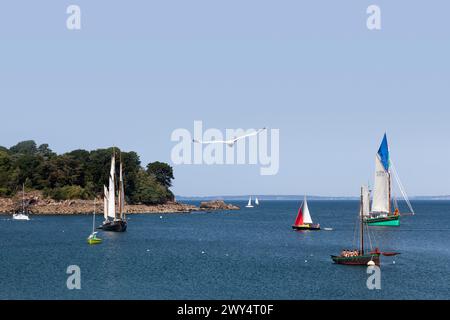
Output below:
[388,171,392,215]
[118,152,122,220]
[360,186,364,255]
[92,199,96,234]
[118,152,125,220]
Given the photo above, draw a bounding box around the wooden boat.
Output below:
[331,186,382,266]
[292,196,320,230]
[97,150,127,232]
[364,134,414,227]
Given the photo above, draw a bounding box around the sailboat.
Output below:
[97,150,127,232]
[292,196,320,230]
[12,184,30,221]
[87,199,102,245]
[245,196,254,208]
[331,186,382,266]
[255,197,260,206]
[364,134,414,227]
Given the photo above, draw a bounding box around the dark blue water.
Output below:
[0,201,449,300]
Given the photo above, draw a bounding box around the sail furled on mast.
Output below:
[107,154,116,219]
[372,134,390,214]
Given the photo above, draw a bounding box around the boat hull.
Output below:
[12,214,30,221]
[331,254,380,266]
[87,238,102,245]
[98,220,127,232]
[292,224,321,231]
[365,215,400,226]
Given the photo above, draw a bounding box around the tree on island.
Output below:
[0,140,174,205]
[146,161,174,188]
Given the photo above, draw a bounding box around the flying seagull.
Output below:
[193,127,267,147]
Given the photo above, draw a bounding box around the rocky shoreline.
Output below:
[0,192,240,215]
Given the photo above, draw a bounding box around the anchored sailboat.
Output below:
[12,184,30,221]
[245,196,254,208]
[98,151,127,232]
[292,196,320,230]
[364,134,415,227]
[87,199,102,245]
[331,186,382,266]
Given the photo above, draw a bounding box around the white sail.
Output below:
[255,197,259,205]
[103,185,109,221]
[372,155,390,213]
[119,161,125,219]
[362,185,371,216]
[302,196,313,224]
[246,196,253,207]
[107,154,116,219]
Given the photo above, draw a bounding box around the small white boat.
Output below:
[255,197,260,206]
[13,184,30,221]
[12,213,30,221]
[245,196,254,208]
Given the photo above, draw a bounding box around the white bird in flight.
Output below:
[193,127,267,147]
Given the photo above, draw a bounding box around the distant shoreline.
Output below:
[0,196,240,215]
[177,195,450,201]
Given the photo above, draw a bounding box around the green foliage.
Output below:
[0,140,175,204]
[10,140,38,155]
[44,185,91,201]
[129,170,173,205]
[146,161,174,188]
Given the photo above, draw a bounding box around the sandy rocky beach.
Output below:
[0,191,240,215]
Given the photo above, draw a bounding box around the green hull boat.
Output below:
[365,215,400,227]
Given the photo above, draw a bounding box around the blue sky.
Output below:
[0,1,449,196]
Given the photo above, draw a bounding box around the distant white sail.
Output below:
[362,185,371,216]
[255,197,259,205]
[103,185,109,221]
[246,196,253,208]
[108,154,116,219]
[119,162,125,219]
[302,196,313,224]
[372,155,390,213]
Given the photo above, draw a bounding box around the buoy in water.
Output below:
[367,260,375,266]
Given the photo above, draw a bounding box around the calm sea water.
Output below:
[0,200,449,300]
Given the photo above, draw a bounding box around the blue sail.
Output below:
[377,134,390,171]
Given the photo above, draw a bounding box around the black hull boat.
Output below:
[292,224,321,231]
[331,186,399,266]
[331,253,380,266]
[98,220,127,232]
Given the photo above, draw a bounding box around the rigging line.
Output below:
[366,223,376,251]
[352,210,359,249]
[390,160,415,215]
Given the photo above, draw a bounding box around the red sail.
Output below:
[294,206,304,226]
